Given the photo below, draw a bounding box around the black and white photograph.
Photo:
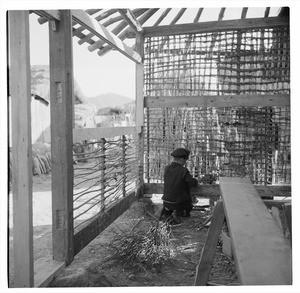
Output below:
[1,1,299,292]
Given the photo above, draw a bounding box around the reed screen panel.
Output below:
[72,135,139,233]
[144,106,290,186]
[144,26,290,96]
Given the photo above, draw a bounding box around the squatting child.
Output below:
[160,147,198,224]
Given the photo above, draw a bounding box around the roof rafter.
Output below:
[87,9,147,52]
[193,8,204,22]
[170,8,187,25]
[153,8,172,26]
[98,8,160,57]
[117,9,143,33]
[72,10,142,63]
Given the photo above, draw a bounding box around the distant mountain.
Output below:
[88,93,134,110]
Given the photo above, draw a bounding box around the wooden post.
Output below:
[135,33,145,190]
[9,10,34,287]
[49,10,74,265]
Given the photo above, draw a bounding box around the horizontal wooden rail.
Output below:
[143,17,289,37]
[143,183,291,199]
[219,177,292,285]
[73,126,137,142]
[72,10,142,64]
[145,94,290,108]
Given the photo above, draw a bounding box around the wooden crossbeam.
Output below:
[144,16,289,37]
[73,126,137,142]
[72,9,142,63]
[117,9,143,33]
[145,94,290,108]
[219,177,292,285]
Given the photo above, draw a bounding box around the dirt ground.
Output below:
[8,173,238,288]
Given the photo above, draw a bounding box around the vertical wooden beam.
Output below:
[9,10,34,287]
[135,33,144,130]
[49,10,74,265]
[135,33,144,190]
[194,201,225,286]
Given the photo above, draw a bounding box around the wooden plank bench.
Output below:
[219,177,292,285]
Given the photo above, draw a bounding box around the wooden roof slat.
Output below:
[218,8,226,21]
[72,10,141,63]
[73,28,99,46]
[102,8,146,28]
[117,9,143,33]
[87,9,147,52]
[134,8,160,26]
[143,16,289,37]
[193,8,204,23]
[241,7,248,19]
[264,7,271,18]
[102,14,124,27]
[153,8,172,26]
[98,8,160,57]
[36,10,60,24]
[37,9,100,25]
[76,9,116,37]
[170,8,187,25]
[94,9,118,22]
[85,9,102,15]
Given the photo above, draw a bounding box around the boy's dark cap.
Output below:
[171,148,190,159]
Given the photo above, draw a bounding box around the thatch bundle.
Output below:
[108,221,174,271]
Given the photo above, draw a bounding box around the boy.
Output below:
[160,148,198,224]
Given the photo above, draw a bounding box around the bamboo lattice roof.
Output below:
[32,7,289,61]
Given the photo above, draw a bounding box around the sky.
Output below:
[26,13,137,99]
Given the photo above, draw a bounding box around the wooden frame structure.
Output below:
[8,7,291,287]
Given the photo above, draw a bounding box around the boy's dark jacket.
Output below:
[163,162,198,203]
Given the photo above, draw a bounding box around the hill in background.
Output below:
[88,93,134,110]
